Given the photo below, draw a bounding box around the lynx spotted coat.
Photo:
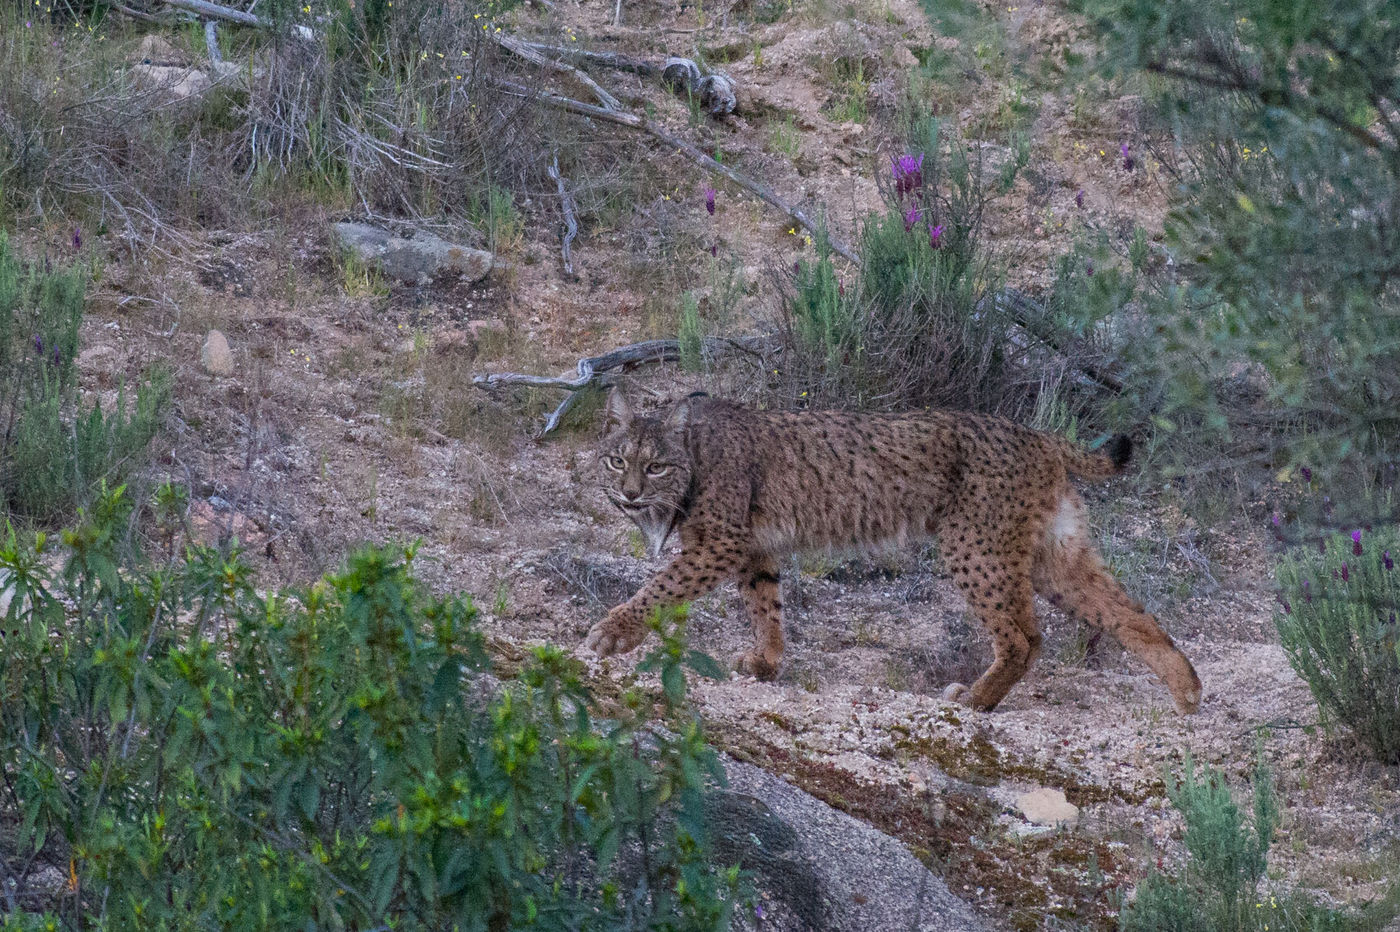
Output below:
[585,392,1202,714]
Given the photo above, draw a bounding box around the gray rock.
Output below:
[718,757,990,932]
[332,222,493,286]
[200,329,234,376]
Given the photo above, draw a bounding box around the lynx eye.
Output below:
[645,463,669,477]
[604,455,626,471]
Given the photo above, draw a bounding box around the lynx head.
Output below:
[598,390,695,558]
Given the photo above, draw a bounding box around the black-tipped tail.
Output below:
[1107,434,1133,472]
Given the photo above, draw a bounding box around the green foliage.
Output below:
[0,233,167,522]
[1120,757,1348,932]
[1079,0,1400,480]
[780,124,1077,422]
[1275,526,1400,764]
[678,292,705,372]
[0,486,740,929]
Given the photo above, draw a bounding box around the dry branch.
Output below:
[494,34,622,111]
[154,0,259,26]
[547,155,579,276]
[475,335,775,436]
[494,80,861,264]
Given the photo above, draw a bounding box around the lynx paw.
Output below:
[941,682,972,706]
[583,609,647,657]
[735,650,780,681]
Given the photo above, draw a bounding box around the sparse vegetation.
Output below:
[0,233,167,523]
[1120,757,1353,932]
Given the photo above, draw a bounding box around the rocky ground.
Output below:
[44,0,1400,926]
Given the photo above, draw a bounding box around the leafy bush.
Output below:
[0,485,740,929]
[1079,0,1400,482]
[0,233,167,522]
[1120,757,1349,932]
[1275,526,1400,764]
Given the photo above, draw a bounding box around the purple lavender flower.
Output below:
[1301,466,1312,482]
[704,187,716,215]
[72,227,82,251]
[1281,599,1291,615]
[710,244,718,257]
[904,205,921,232]
[1085,260,1095,277]
[1120,142,1135,172]
[33,334,43,356]
[1341,562,1350,582]
[928,223,945,249]
[1272,513,1281,527]
[891,152,925,199]
[1075,189,1085,209]
[52,346,60,367]
[1384,550,1393,571]
[1303,580,1312,603]
[1353,529,1363,556]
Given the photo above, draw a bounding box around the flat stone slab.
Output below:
[332,222,493,286]
[1015,787,1079,828]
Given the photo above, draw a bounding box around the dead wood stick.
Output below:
[475,335,775,436]
[512,41,660,77]
[495,81,860,264]
[155,0,259,26]
[986,289,1125,395]
[204,19,224,67]
[494,35,622,111]
[547,155,579,275]
[113,2,164,22]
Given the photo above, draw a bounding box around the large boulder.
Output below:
[716,757,990,932]
[332,222,494,286]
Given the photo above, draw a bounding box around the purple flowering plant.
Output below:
[891,152,924,200]
[1275,523,1400,762]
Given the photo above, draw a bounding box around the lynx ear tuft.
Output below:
[666,395,694,431]
[604,388,633,432]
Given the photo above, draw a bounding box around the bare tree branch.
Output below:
[475,336,776,436]
[547,155,579,275]
[493,34,622,111]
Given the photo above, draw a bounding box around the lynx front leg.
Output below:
[735,556,784,680]
[583,529,747,658]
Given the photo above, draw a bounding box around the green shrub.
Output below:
[1120,757,1348,932]
[678,292,705,372]
[0,485,740,929]
[1080,0,1400,483]
[779,125,1092,424]
[1275,526,1400,764]
[0,233,167,523]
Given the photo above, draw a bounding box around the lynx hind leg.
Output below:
[937,510,1045,711]
[1033,494,1203,714]
[735,556,784,680]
